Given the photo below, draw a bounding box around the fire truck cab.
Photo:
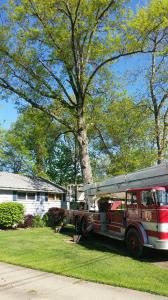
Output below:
[125,186,168,255]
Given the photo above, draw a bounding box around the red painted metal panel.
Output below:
[159,208,168,223]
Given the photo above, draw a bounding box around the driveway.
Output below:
[0,262,167,300]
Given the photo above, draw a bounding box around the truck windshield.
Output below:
[156,190,168,205]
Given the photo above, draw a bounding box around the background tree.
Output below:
[88,96,156,179]
[0,0,159,183]
[0,108,82,184]
[129,0,168,163]
[0,127,32,173]
[46,140,82,185]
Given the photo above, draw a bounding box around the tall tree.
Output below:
[0,108,82,184]
[129,0,168,163]
[88,97,156,178]
[147,47,168,163]
[46,140,82,185]
[0,128,32,173]
[0,0,158,183]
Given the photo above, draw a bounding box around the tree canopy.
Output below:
[0,0,167,183]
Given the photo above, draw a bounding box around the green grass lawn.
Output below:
[0,227,168,296]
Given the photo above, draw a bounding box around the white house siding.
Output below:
[0,191,66,216]
[17,199,63,216]
[0,191,13,203]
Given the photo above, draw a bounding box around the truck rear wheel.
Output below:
[126,228,143,259]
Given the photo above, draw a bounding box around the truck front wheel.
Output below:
[126,228,143,259]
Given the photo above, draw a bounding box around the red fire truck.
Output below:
[64,164,168,258]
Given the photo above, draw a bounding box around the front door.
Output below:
[140,190,158,244]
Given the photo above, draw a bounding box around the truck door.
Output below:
[140,190,158,242]
[126,191,139,224]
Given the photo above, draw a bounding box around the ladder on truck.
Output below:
[84,162,168,200]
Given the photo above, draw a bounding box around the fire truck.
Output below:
[64,163,168,258]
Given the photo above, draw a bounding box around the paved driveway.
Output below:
[0,262,167,300]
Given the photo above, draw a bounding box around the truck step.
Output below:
[98,231,124,241]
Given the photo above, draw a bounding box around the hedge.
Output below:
[0,202,24,229]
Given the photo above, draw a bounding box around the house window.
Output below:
[13,191,17,201]
[56,193,62,201]
[48,193,55,201]
[63,194,66,202]
[45,193,48,202]
[37,192,40,201]
[27,193,36,200]
[17,192,26,200]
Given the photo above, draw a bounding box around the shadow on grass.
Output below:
[60,226,168,264]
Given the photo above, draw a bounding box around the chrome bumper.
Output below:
[154,239,168,250]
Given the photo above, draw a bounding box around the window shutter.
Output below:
[13,191,17,201]
[63,194,66,202]
[37,193,40,202]
[45,193,48,202]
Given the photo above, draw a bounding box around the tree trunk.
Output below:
[155,116,164,165]
[77,113,93,184]
[150,50,165,165]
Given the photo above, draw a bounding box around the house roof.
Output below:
[0,172,66,193]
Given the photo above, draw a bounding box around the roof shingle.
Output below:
[0,172,66,193]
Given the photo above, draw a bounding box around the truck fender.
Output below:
[125,223,148,245]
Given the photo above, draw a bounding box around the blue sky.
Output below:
[0,101,18,130]
[0,0,149,130]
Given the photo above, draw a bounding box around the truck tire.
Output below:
[126,228,143,259]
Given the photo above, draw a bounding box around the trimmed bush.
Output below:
[43,207,65,228]
[19,214,34,228]
[0,202,24,229]
[32,215,45,228]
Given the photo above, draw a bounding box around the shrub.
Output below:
[0,202,24,229]
[43,207,65,228]
[32,215,45,228]
[19,214,34,228]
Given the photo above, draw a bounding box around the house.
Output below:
[0,172,67,216]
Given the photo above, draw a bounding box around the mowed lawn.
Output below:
[0,227,168,296]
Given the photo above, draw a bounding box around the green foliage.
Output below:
[127,0,168,163]
[127,0,168,54]
[0,202,24,229]
[32,215,45,228]
[0,0,140,183]
[0,107,82,184]
[0,0,167,182]
[46,141,82,185]
[0,127,32,173]
[89,97,157,178]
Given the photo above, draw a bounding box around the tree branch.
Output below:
[28,0,60,50]
[94,125,114,160]
[97,0,115,21]
[158,90,168,112]
[84,50,153,96]
[0,77,73,130]
[37,58,76,107]
[5,63,60,100]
